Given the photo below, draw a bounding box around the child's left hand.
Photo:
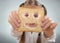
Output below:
[41,16,57,38]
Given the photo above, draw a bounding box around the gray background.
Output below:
[0,0,60,43]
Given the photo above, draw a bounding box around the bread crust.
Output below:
[17,6,44,32]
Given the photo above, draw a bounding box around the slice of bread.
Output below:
[17,6,44,32]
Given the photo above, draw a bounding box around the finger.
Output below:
[50,22,57,30]
[10,13,20,28]
[41,17,51,27]
[41,16,48,23]
[15,11,21,23]
[11,11,20,27]
[42,20,51,30]
[8,16,17,29]
[12,11,20,23]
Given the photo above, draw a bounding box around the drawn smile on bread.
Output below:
[25,23,37,28]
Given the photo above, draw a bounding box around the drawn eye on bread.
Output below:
[17,0,47,32]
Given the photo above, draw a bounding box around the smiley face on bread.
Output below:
[17,0,45,32]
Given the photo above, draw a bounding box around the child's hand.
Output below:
[41,16,57,38]
[8,11,21,30]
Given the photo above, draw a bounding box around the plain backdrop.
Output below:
[0,0,60,43]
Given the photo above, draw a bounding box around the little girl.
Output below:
[8,0,57,43]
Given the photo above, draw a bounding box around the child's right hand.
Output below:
[8,11,21,30]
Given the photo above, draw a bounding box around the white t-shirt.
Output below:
[11,29,56,43]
